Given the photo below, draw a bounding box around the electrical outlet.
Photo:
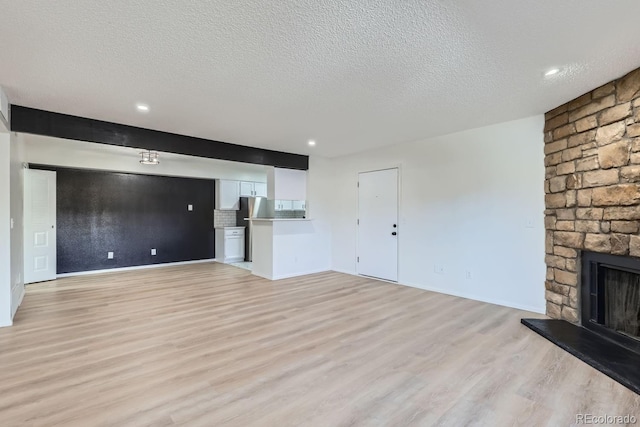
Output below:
[188,204,193,211]
[466,270,472,280]
[151,248,157,256]
[434,264,444,274]
[107,251,114,259]
[525,218,535,228]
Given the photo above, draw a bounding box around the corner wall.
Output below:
[301,156,333,274]
[9,133,25,317]
[324,115,546,313]
[0,131,12,326]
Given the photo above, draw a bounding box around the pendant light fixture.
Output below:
[140,150,159,165]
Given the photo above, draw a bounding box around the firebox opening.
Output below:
[581,251,640,354]
[602,267,640,341]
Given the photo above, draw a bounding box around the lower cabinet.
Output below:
[215,227,245,263]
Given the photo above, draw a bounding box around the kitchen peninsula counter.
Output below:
[250,218,324,280]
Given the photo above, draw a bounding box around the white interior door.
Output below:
[357,168,398,281]
[24,169,57,284]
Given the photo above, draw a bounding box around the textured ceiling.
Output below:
[1,1,640,157]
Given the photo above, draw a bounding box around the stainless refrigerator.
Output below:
[236,197,267,261]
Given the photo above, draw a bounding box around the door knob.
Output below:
[391,232,397,236]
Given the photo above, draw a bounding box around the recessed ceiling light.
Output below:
[544,68,560,77]
[308,140,316,146]
[136,103,149,112]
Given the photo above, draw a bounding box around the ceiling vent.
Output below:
[0,87,8,127]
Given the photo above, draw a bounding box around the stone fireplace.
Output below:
[544,66,640,323]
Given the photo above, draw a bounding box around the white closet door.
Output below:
[24,169,57,284]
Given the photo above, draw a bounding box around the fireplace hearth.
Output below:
[523,251,640,395]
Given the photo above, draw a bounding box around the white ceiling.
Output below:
[1,1,639,158]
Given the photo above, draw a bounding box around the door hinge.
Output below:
[357,256,359,262]
[357,182,359,188]
[357,219,359,225]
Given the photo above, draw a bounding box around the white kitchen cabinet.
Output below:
[274,200,293,211]
[254,182,267,197]
[239,181,254,197]
[274,200,305,211]
[215,180,240,210]
[215,227,245,263]
[240,181,268,197]
[267,168,307,201]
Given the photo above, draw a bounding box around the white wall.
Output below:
[23,134,268,182]
[305,156,333,274]
[0,86,8,130]
[0,130,12,326]
[322,115,546,313]
[9,133,25,317]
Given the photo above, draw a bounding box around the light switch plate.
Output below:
[188,204,193,211]
[151,248,157,256]
[108,251,114,259]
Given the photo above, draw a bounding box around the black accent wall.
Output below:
[39,167,215,273]
[11,105,309,170]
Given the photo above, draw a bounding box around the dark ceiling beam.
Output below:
[10,105,309,170]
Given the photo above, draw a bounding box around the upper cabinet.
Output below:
[240,181,268,197]
[267,168,307,201]
[274,200,294,211]
[254,182,267,197]
[292,200,306,210]
[216,180,268,210]
[215,180,240,210]
[239,181,254,197]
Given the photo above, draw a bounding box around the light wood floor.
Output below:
[1,263,638,426]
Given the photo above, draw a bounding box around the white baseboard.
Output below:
[252,268,331,281]
[402,281,545,314]
[271,269,331,280]
[56,258,217,278]
[331,268,358,277]
[330,270,546,315]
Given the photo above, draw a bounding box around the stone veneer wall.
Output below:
[544,67,640,323]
